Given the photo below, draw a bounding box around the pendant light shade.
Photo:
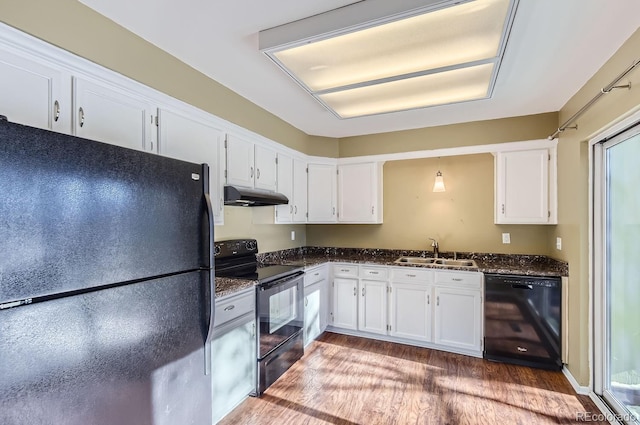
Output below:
[433,170,446,192]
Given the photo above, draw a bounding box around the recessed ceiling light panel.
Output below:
[260,0,518,118]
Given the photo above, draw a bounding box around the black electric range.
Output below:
[213,239,305,396]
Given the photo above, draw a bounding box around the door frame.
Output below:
[590,108,640,423]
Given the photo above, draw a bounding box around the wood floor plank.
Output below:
[219,332,607,425]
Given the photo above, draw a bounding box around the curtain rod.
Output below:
[548,58,640,140]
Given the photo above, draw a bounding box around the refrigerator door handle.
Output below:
[203,164,215,376]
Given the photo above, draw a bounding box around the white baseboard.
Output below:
[563,366,590,395]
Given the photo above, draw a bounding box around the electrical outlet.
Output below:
[556,237,562,250]
[291,230,295,241]
[502,233,511,244]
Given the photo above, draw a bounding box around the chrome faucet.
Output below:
[428,238,439,258]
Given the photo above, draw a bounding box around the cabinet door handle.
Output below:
[78,107,85,128]
[437,296,440,306]
[250,167,254,178]
[362,287,365,296]
[427,295,430,305]
[332,207,336,216]
[294,205,297,214]
[353,287,356,296]
[290,205,293,213]
[501,204,505,214]
[305,297,308,307]
[224,304,235,311]
[251,323,256,338]
[371,206,374,215]
[257,168,261,179]
[53,100,60,122]
[220,199,223,212]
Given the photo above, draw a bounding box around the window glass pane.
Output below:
[606,132,640,421]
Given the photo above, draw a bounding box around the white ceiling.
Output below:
[79,0,640,138]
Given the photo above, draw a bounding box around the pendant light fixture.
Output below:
[433,170,446,192]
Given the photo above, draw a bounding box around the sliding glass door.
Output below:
[594,123,640,424]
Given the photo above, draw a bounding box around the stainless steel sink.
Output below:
[394,256,477,268]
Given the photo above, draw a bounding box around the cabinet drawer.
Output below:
[391,267,433,283]
[434,271,482,289]
[360,265,389,280]
[333,264,358,277]
[214,288,254,328]
[305,265,328,287]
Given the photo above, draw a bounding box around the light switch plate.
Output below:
[556,237,562,250]
[502,233,511,244]
[291,230,295,241]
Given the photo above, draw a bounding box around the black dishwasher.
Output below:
[484,274,562,370]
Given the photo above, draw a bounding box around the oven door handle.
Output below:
[259,271,304,291]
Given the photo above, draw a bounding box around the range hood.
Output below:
[223,185,289,207]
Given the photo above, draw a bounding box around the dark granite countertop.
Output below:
[215,246,568,298]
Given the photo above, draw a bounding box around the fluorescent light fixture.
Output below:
[259,0,518,119]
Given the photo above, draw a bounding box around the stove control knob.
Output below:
[245,240,257,251]
[214,245,221,256]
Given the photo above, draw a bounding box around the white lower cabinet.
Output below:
[211,288,256,424]
[332,276,359,330]
[433,270,483,353]
[389,282,432,341]
[358,279,387,335]
[304,265,328,346]
[330,263,483,357]
[433,286,482,352]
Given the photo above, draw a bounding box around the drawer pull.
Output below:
[406,274,416,278]
[223,305,235,311]
[314,272,320,276]
[452,278,463,282]
[369,271,379,275]
[341,269,350,273]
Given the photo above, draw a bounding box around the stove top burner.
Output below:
[213,239,303,284]
[218,264,303,283]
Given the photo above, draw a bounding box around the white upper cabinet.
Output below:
[292,159,308,222]
[337,162,383,223]
[158,108,226,225]
[0,49,71,133]
[73,76,157,153]
[225,133,254,188]
[276,153,294,223]
[254,145,277,191]
[276,153,307,223]
[226,133,277,191]
[307,162,337,223]
[495,148,557,224]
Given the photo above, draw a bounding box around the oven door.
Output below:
[257,273,304,359]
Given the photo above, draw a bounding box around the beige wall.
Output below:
[308,154,553,254]
[554,27,640,386]
[339,113,558,157]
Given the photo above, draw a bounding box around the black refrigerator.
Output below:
[0,120,215,425]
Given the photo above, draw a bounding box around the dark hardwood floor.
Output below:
[219,332,606,424]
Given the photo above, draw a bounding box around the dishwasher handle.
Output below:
[512,283,534,290]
